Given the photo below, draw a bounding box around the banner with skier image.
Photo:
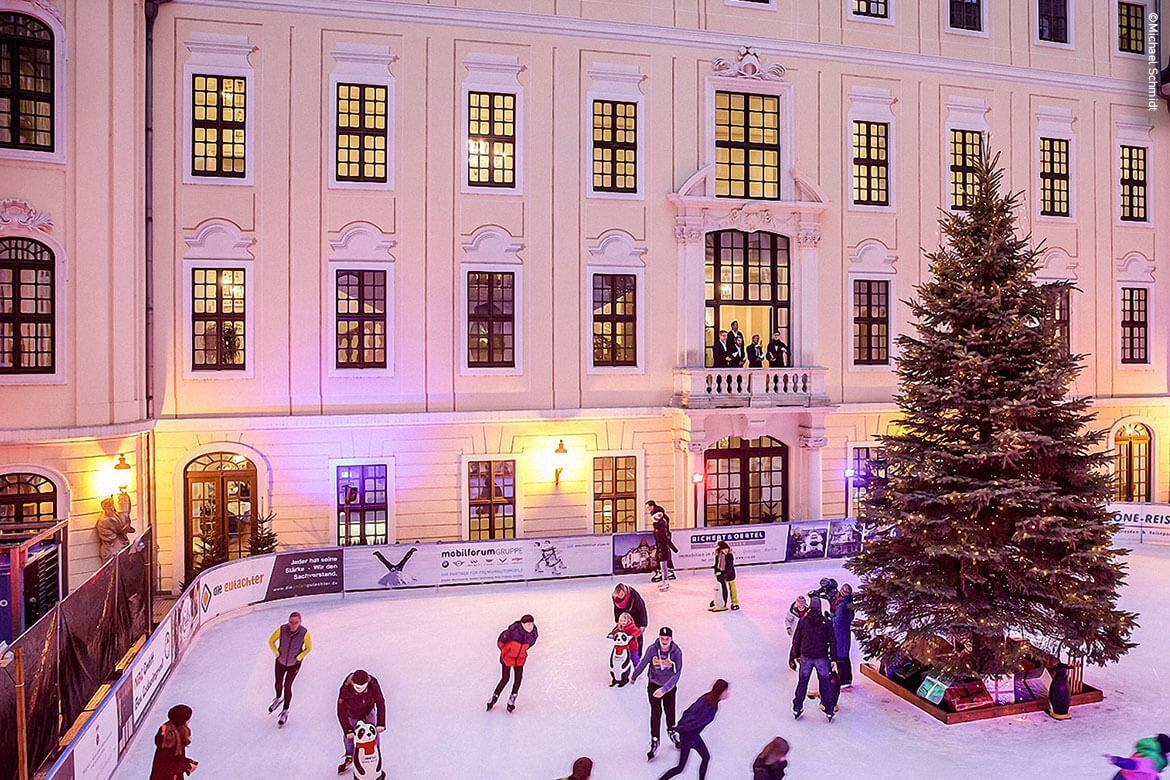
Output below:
[668,524,790,570]
[523,535,613,579]
[343,543,434,590]
[786,520,831,561]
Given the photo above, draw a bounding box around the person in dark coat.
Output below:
[613,583,649,656]
[788,597,839,719]
[727,333,746,368]
[488,614,539,712]
[558,756,593,780]
[727,321,746,355]
[336,669,386,773]
[150,704,197,780]
[752,737,790,780]
[711,330,732,368]
[765,332,789,368]
[708,540,739,612]
[831,584,855,688]
[651,511,678,590]
[746,335,765,368]
[656,679,730,780]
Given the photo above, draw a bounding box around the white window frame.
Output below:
[328,42,397,191]
[705,68,796,202]
[329,457,397,546]
[1035,247,1079,358]
[459,53,524,195]
[1034,106,1076,222]
[0,0,67,164]
[584,230,647,376]
[849,0,895,25]
[0,201,69,385]
[943,0,989,38]
[459,227,524,376]
[181,220,256,380]
[459,453,525,541]
[590,448,647,533]
[1035,0,1075,49]
[1116,252,1156,371]
[845,239,898,373]
[1113,1,1149,60]
[324,221,396,379]
[943,96,990,213]
[1115,116,1154,227]
[182,32,256,186]
[846,86,896,212]
[724,0,777,9]
[585,63,646,201]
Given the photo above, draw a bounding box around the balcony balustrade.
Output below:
[670,366,830,408]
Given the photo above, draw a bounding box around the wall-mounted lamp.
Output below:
[553,440,569,485]
[843,467,856,479]
[691,472,704,484]
[113,454,133,492]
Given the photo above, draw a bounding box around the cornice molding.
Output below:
[175,0,1146,98]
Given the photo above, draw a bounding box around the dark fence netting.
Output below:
[57,561,118,728]
[0,610,62,780]
[115,531,151,657]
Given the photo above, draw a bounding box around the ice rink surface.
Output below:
[120,546,1170,779]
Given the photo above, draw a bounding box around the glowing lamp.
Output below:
[844,467,856,479]
[692,473,704,484]
[553,440,569,485]
[113,454,133,492]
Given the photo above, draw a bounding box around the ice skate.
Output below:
[668,728,680,747]
[650,571,663,583]
[486,694,498,711]
[708,604,728,612]
[730,603,740,611]
[807,691,819,699]
[506,693,517,712]
[658,581,669,591]
[793,708,803,720]
[609,678,620,687]
[647,737,659,760]
[268,696,282,713]
[822,704,835,721]
[668,570,676,580]
[277,710,288,727]
[337,755,353,774]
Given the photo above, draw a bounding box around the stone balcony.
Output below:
[670,366,831,408]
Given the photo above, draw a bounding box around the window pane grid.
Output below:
[849,446,887,518]
[852,0,889,17]
[467,91,516,188]
[1038,0,1068,42]
[1120,144,1147,222]
[592,100,637,193]
[592,273,637,367]
[336,269,387,368]
[192,74,246,177]
[593,455,637,534]
[1115,424,1151,502]
[1039,137,1070,216]
[852,279,889,365]
[1051,287,1071,357]
[1121,287,1148,364]
[0,237,53,373]
[0,13,53,151]
[336,464,389,546]
[0,472,57,539]
[468,460,516,540]
[715,91,781,200]
[705,230,790,367]
[1118,2,1145,53]
[950,0,982,30]
[704,436,787,526]
[467,271,515,367]
[950,129,982,210]
[192,267,246,370]
[336,83,388,183]
[852,120,889,206]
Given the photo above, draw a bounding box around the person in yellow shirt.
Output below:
[268,611,311,726]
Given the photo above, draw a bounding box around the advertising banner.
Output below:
[265,549,344,600]
[115,677,134,757]
[344,543,432,590]
[826,518,863,558]
[69,699,119,780]
[786,521,830,561]
[612,531,659,576]
[523,535,612,579]
[131,616,174,727]
[670,524,790,570]
[197,556,276,620]
[172,586,201,662]
[345,539,533,590]
[1108,503,1170,546]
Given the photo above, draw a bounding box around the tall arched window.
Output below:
[0,237,54,373]
[704,230,790,367]
[0,12,54,151]
[184,452,258,573]
[0,471,57,538]
[1115,422,1152,502]
[703,435,788,526]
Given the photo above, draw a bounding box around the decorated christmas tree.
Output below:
[847,149,1136,679]
[193,513,230,574]
[249,505,280,556]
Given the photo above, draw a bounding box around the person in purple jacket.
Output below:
[630,626,684,761]
[657,679,730,780]
[336,669,385,774]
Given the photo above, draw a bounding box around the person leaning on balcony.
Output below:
[712,330,732,367]
[747,335,765,368]
[766,332,790,368]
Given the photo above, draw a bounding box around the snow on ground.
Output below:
[119,546,1170,779]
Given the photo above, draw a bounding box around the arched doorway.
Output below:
[184,452,257,573]
[0,472,60,628]
[703,436,789,526]
[1115,422,1152,502]
[705,230,791,367]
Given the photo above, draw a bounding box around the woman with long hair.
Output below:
[656,679,729,780]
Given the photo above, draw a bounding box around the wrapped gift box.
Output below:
[982,675,1015,705]
[885,658,929,691]
[943,680,994,712]
[916,674,951,705]
[1014,664,1046,702]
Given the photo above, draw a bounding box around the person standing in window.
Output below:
[766,332,789,368]
[267,611,312,726]
[729,333,746,367]
[746,335,765,368]
[712,330,732,367]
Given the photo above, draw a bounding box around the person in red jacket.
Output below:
[336,669,386,774]
[149,704,198,780]
[487,614,539,712]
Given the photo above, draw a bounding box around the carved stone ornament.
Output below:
[21,0,63,26]
[799,434,828,449]
[0,199,53,231]
[712,47,786,81]
[796,227,822,247]
[674,440,707,454]
[674,219,704,246]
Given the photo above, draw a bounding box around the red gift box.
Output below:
[942,680,994,712]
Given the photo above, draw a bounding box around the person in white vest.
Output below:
[267,611,312,727]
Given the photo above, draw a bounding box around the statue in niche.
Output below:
[97,492,135,563]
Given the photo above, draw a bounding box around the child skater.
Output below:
[607,611,643,687]
[1104,734,1170,780]
[708,541,739,612]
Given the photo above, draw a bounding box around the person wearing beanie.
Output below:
[612,583,649,657]
[488,614,539,712]
[656,679,730,780]
[631,626,684,760]
[558,756,593,780]
[752,737,790,780]
[1105,734,1170,780]
[788,597,839,721]
[336,669,386,774]
[149,704,198,779]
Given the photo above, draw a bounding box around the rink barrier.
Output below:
[42,507,1164,779]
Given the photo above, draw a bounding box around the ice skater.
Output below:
[788,597,839,721]
[336,669,386,774]
[656,679,729,780]
[607,611,643,686]
[651,510,678,591]
[267,610,312,726]
[1104,734,1170,780]
[149,704,198,780]
[373,547,417,587]
[612,583,649,657]
[752,737,790,780]
[646,501,676,581]
[487,614,539,712]
[708,540,739,612]
[830,584,855,688]
[785,594,816,699]
[630,626,683,761]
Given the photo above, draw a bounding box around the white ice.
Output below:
[119,545,1170,779]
